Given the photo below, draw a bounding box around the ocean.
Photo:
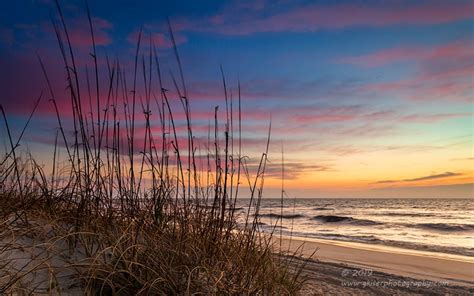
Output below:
[236,198,474,256]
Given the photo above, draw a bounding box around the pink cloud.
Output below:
[339,47,428,67]
[72,17,112,46]
[173,1,474,35]
[357,39,474,101]
[294,114,355,124]
[0,49,117,117]
[44,17,113,48]
[339,39,474,68]
[365,64,473,101]
[400,113,470,123]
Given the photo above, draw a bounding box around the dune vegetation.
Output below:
[0,2,307,295]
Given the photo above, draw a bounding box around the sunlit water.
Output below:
[235,198,474,256]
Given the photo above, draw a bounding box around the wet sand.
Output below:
[276,236,474,295]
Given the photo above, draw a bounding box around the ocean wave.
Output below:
[411,223,474,232]
[282,231,474,257]
[255,221,288,229]
[373,212,437,218]
[258,213,305,219]
[316,233,380,242]
[312,215,382,226]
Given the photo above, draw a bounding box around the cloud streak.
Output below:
[172,1,474,36]
[356,39,474,102]
[375,172,462,184]
[339,39,474,68]
[244,160,331,180]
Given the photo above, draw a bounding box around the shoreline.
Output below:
[274,235,474,294]
[277,235,474,285]
[269,231,474,257]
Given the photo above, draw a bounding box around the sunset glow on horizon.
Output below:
[1,0,472,198]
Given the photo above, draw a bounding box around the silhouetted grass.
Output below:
[0,1,307,294]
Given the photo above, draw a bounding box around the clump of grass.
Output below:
[0,1,306,294]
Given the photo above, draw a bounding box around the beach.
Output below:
[277,235,474,295]
[1,0,473,293]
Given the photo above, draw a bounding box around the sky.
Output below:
[0,0,473,198]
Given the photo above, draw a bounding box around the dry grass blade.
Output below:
[0,1,309,295]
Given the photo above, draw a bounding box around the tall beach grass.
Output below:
[0,1,307,294]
